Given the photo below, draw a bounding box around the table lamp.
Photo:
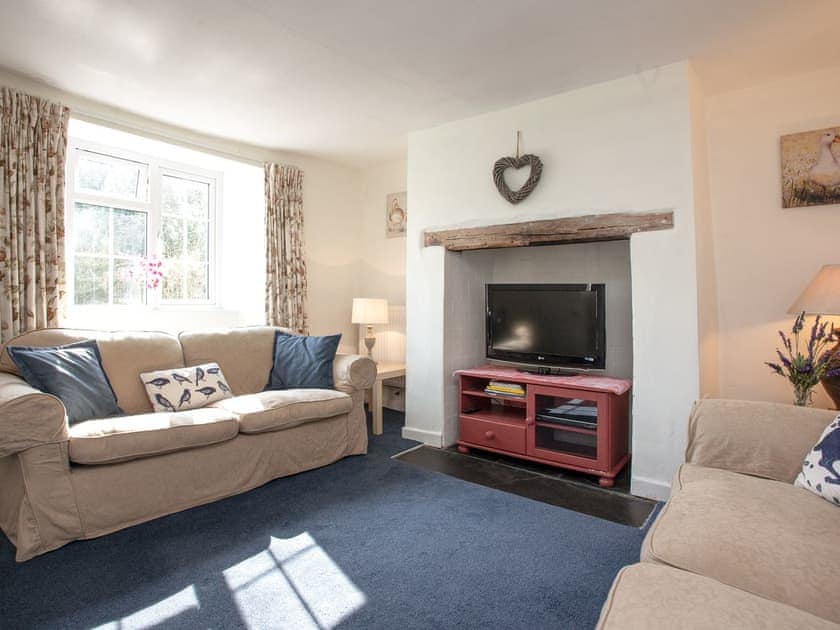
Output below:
[788,264,840,408]
[351,298,389,360]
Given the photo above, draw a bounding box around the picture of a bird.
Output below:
[782,127,840,207]
[178,389,192,408]
[195,366,206,384]
[144,377,170,388]
[218,380,230,393]
[196,386,217,398]
[206,366,220,375]
[155,393,176,412]
[172,372,192,386]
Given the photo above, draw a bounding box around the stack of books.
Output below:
[484,381,525,398]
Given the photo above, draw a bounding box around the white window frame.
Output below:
[66,139,222,310]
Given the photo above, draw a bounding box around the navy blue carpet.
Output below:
[0,410,655,629]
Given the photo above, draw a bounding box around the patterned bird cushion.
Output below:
[795,415,840,506]
[140,363,232,413]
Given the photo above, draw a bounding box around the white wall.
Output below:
[359,159,407,305]
[355,159,408,361]
[406,62,703,498]
[690,67,721,398]
[706,64,840,408]
[303,160,363,351]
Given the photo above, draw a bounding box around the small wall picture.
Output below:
[781,127,840,208]
[386,191,407,238]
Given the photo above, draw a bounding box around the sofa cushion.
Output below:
[179,326,294,396]
[7,340,121,424]
[642,468,840,623]
[796,415,840,506]
[69,408,239,465]
[1,328,184,415]
[265,332,341,390]
[596,563,840,630]
[141,363,233,412]
[672,461,745,488]
[213,389,352,434]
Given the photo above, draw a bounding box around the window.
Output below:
[67,142,219,307]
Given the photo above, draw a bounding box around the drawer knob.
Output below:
[484,430,495,440]
[525,417,535,426]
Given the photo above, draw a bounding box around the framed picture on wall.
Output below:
[386,191,407,238]
[781,127,840,208]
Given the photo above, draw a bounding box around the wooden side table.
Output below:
[370,361,406,435]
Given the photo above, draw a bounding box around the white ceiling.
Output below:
[0,0,838,166]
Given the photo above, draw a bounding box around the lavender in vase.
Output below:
[766,311,840,406]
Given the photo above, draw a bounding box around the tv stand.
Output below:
[455,365,631,487]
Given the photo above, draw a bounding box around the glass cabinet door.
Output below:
[527,387,607,466]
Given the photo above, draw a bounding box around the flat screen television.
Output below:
[486,283,606,369]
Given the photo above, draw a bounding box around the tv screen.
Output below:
[486,283,605,369]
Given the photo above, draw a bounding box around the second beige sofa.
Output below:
[597,399,840,628]
[0,326,375,562]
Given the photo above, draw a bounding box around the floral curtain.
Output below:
[0,87,70,343]
[264,162,308,334]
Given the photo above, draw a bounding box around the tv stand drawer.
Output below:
[459,416,525,453]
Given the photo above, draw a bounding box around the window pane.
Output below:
[186,220,208,262]
[162,258,184,301]
[161,216,184,259]
[113,208,147,257]
[162,174,209,220]
[74,256,109,305]
[113,258,145,305]
[73,203,109,254]
[76,150,148,201]
[187,263,209,301]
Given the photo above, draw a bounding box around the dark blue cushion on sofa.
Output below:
[7,339,122,425]
[265,332,341,390]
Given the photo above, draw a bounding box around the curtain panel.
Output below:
[264,162,308,334]
[0,87,70,343]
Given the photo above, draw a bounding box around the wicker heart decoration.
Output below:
[493,154,543,204]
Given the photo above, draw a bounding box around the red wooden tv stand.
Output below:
[455,365,631,487]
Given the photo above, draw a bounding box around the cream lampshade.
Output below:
[788,265,840,315]
[788,265,840,409]
[351,298,389,360]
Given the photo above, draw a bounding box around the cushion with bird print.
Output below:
[140,363,233,413]
[795,415,840,507]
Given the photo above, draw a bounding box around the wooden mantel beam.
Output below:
[423,210,674,251]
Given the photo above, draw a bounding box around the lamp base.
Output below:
[363,325,377,363]
[821,341,840,409]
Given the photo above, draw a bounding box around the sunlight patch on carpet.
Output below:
[92,585,200,629]
[223,532,366,629]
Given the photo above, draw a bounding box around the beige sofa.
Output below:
[0,326,375,562]
[597,399,840,629]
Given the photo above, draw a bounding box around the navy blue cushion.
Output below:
[8,340,122,425]
[265,332,341,390]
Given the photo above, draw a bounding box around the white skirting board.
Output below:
[401,426,443,447]
[630,474,671,501]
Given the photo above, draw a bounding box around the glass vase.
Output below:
[793,386,812,407]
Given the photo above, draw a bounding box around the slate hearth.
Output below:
[393,445,656,527]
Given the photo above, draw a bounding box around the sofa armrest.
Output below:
[0,372,68,457]
[333,354,376,393]
[685,398,836,483]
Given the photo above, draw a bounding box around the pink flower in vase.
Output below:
[130,256,165,290]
